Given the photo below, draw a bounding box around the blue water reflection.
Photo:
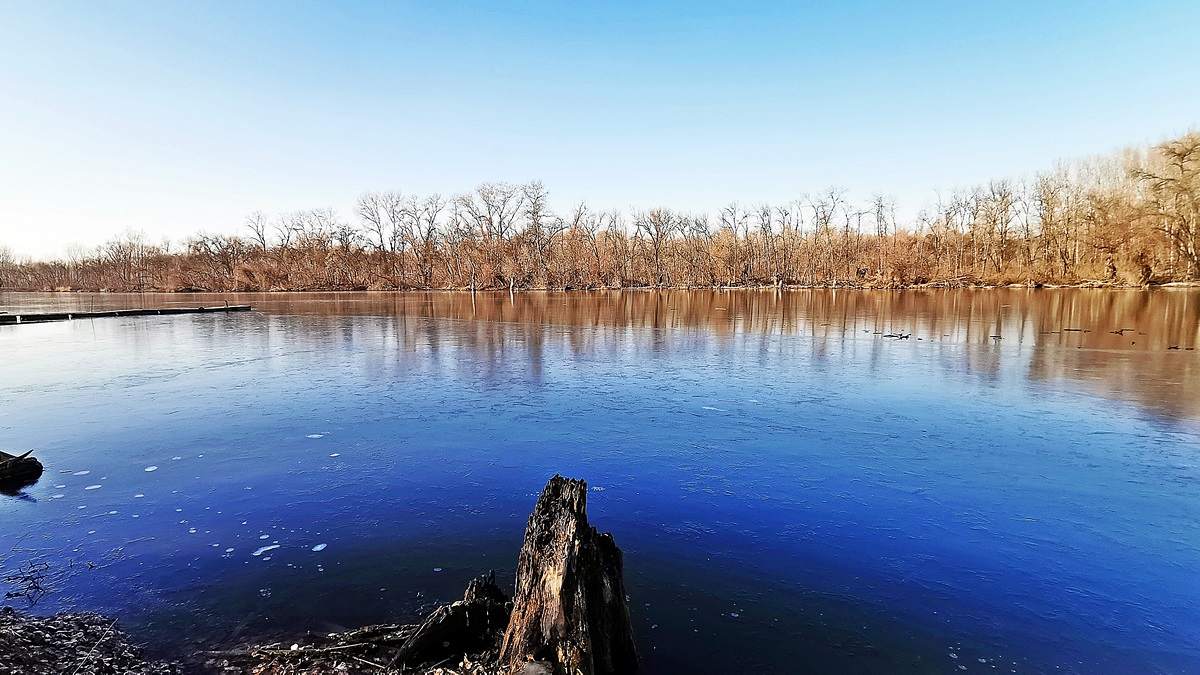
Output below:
[1,290,1198,673]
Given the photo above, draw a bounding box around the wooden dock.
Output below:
[0,305,252,325]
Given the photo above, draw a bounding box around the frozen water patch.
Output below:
[329,453,340,458]
[252,545,280,557]
[311,544,327,552]
[73,471,90,476]
[307,434,324,439]
[144,466,158,472]
[84,485,102,491]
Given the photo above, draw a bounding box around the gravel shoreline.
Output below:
[0,606,179,674]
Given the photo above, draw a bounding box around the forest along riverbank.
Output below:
[2,131,1198,294]
[2,477,637,675]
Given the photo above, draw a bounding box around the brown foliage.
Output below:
[4,133,1199,292]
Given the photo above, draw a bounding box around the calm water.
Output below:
[1,289,1199,674]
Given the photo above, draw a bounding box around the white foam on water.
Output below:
[329,453,340,458]
[85,485,102,490]
[134,494,145,498]
[702,406,725,411]
[73,471,90,476]
[55,485,66,489]
[252,545,280,557]
[225,548,234,553]
[172,456,182,460]
[145,466,158,472]
[311,544,327,552]
[307,434,324,439]
[433,567,442,572]
[259,534,269,540]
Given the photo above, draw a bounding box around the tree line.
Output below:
[2,132,1197,292]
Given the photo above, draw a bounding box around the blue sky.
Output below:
[2,1,1198,258]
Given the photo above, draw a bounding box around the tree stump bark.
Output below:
[499,475,638,675]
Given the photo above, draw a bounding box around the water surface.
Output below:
[1,289,1198,673]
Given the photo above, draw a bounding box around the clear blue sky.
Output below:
[2,1,1198,258]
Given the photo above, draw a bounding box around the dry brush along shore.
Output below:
[2,476,636,675]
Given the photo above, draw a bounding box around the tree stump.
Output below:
[394,571,512,668]
[0,450,43,494]
[499,475,638,675]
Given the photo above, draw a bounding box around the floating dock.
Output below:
[0,305,252,325]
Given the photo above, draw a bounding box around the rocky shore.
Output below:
[0,607,179,674]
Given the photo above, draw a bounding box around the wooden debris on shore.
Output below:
[233,571,510,674]
[218,475,638,675]
[395,571,512,667]
[0,450,43,493]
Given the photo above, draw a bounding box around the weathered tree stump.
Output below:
[0,450,43,494]
[394,570,512,668]
[499,475,638,675]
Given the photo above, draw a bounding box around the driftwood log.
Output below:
[0,450,43,494]
[499,475,638,675]
[236,572,511,674]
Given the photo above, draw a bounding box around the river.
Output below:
[1,289,1198,673]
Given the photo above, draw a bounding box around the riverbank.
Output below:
[0,607,179,674]
[8,279,1200,293]
[2,477,635,675]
